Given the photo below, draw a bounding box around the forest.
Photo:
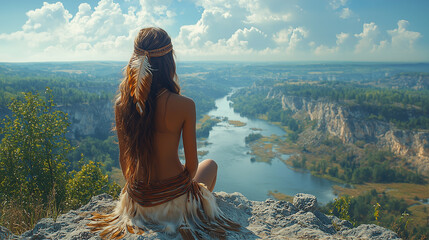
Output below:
[234,81,429,130]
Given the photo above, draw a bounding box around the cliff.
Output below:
[58,100,114,140]
[0,193,399,240]
[267,89,429,175]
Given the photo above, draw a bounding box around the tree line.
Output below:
[274,82,429,130]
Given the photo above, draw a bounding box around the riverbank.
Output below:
[194,93,339,202]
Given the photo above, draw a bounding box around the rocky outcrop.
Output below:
[3,193,399,239]
[58,100,114,140]
[267,89,429,175]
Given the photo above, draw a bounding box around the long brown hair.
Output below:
[115,28,180,184]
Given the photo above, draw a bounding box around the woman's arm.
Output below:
[182,98,198,178]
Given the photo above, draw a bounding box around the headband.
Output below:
[133,42,173,58]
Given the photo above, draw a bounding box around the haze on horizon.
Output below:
[0,0,428,63]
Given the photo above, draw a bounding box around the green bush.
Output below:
[65,160,121,209]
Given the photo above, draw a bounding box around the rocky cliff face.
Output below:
[267,89,429,175]
[58,100,114,140]
[0,193,399,240]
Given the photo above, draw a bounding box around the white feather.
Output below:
[130,54,152,101]
[136,102,143,114]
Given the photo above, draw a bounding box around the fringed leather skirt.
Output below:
[87,170,240,239]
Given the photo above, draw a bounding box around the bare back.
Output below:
[151,91,198,180]
[116,91,199,183]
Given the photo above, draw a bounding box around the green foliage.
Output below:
[307,137,425,185]
[230,93,280,119]
[230,91,303,135]
[180,76,228,119]
[0,75,114,107]
[0,90,122,234]
[68,136,119,172]
[65,160,121,209]
[0,88,71,209]
[330,196,352,223]
[245,133,263,144]
[373,202,381,222]
[196,118,220,138]
[274,82,429,130]
[333,146,425,184]
[322,190,428,239]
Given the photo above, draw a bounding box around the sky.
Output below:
[0,0,428,62]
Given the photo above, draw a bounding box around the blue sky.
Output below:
[0,0,428,62]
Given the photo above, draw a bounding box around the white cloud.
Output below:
[336,32,349,45]
[0,0,177,61]
[388,20,421,49]
[174,0,303,59]
[23,2,72,32]
[271,27,308,53]
[354,22,382,53]
[240,0,293,24]
[0,0,426,62]
[273,28,292,44]
[339,8,352,19]
[314,32,349,55]
[329,0,355,20]
[314,45,336,55]
[226,27,268,50]
[287,27,308,52]
[329,0,347,10]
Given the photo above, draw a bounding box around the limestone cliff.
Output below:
[267,89,429,175]
[0,193,399,239]
[57,100,114,140]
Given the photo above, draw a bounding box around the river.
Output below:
[197,91,339,204]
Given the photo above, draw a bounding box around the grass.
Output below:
[268,191,294,202]
[197,150,209,157]
[333,183,429,206]
[228,120,246,127]
[109,167,126,187]
[196,114,212,129]
[408,204,429,227]
[0,193,60,235]
[249,138,276,163]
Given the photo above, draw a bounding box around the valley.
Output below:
[1,61,428,238]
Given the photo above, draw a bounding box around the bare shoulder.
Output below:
[169,93,195,112]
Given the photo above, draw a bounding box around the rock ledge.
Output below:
[2,193,400,239]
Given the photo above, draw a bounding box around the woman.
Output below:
[88,28,239,239]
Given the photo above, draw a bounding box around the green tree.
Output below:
[0,88,71,209]
[65,160,121,209]
[330,195,353,224]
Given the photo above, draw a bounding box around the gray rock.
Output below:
[339,224,401,239]
[293,193,318,212]
[2,193,400,240]
[0,225,16,239]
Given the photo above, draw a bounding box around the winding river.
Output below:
[198,92,339,204]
